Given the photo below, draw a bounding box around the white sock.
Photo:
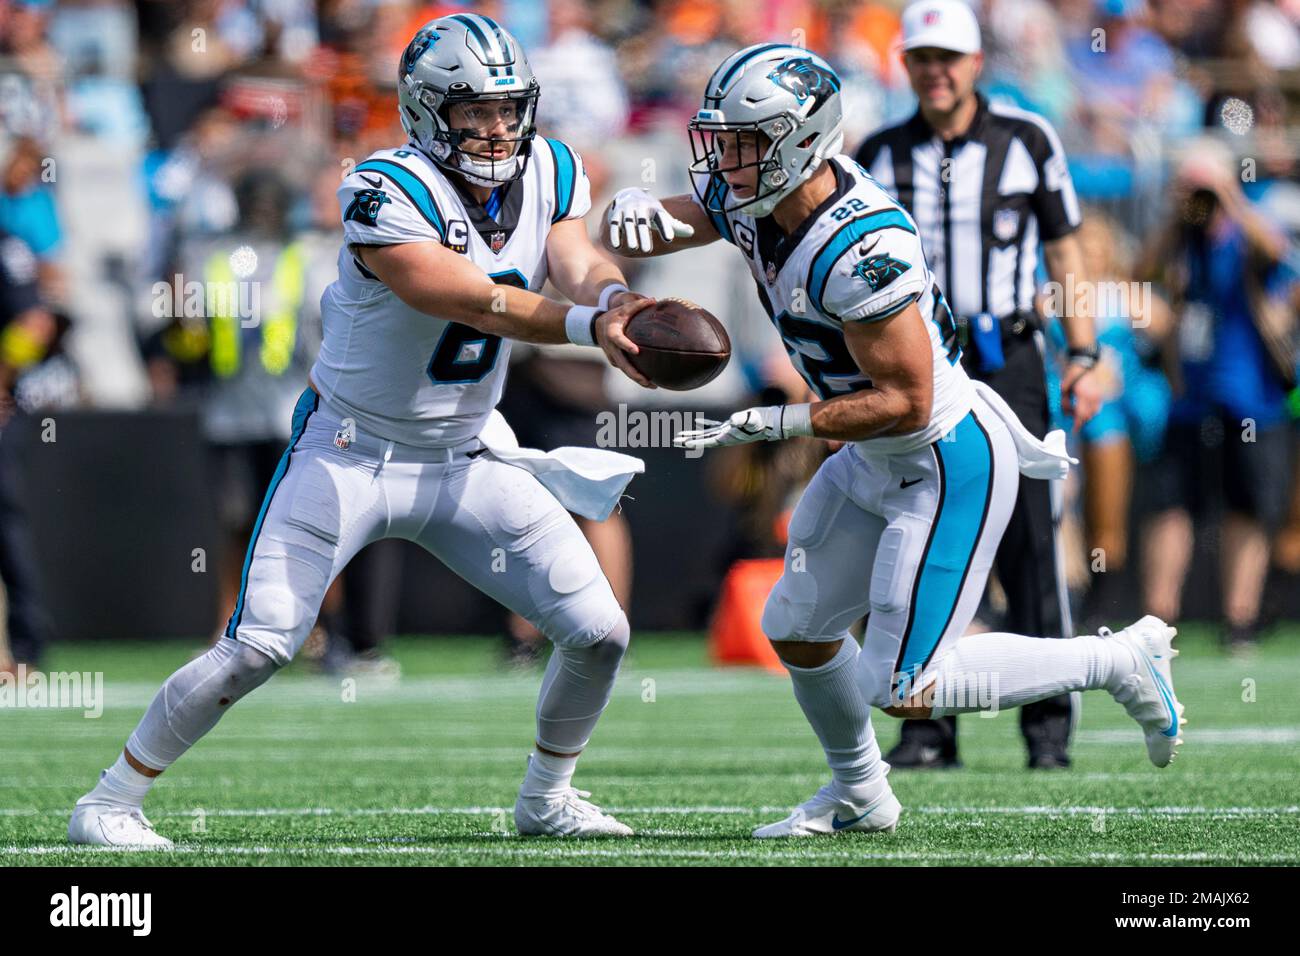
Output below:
[521,750,578,797]
[785,636,884,795]
[926,632,1140,717]
[85,752,155,808]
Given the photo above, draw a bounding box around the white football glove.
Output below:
[607,188,695,253]
[674,404,812,451]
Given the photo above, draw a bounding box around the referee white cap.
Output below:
[901,0,982,54]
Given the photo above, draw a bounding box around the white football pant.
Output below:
[226,388,625,663]
[761,394,1020,709]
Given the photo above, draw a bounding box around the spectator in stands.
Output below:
[1137,139,1297,650]
[532,0,629,154]
[0,134,64,304]
[1243,0,1300,69]
[151,167,317,638]
[0,226,55,670]
[1063,0,1183,153]
[1044,210,1174,629]
[981,0,1076,129]
[0,0,64,142]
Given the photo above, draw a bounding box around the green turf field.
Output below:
[4,626,1299,866]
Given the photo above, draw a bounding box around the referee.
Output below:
[855,0,1102,769]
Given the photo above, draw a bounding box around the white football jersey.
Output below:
[312,138,591,446]
[693,155,973,453]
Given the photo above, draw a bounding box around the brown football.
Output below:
[624,298,731,390]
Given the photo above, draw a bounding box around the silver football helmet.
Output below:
[689,44,844,218]
[397,14,540,187]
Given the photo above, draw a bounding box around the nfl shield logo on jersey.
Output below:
[765,261,777,284]
[490,231,506,253]
[993,208,1020,242]
[334,417,356,451]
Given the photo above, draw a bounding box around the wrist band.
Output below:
[1067,345,1099,371]
[597,283,630,312]
[564,304,601,347]
[779,403,813,439]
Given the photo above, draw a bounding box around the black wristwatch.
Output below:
[1067,345,1100,370]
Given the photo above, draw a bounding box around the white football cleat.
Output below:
[68,798,173,848]
[1104,615,1186,767]
[752,779,902,838]
[514,788,634,838]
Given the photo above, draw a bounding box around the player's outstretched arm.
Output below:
[545,217,646,311]
[812,303,934,441]
[675,303,934,449]
[601,191,718,257]
[354,240,657,387]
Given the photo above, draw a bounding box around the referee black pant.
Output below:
[895,328,1075,762]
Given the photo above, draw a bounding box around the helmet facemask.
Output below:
[425,86,539,187]
[688,112,807,218]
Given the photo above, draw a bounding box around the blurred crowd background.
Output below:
[4,0,1300,670]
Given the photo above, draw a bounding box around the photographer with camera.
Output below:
[1136,139,1297,651]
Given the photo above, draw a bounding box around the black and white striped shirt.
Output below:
[854,94,1081,322]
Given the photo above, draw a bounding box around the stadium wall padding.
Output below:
[5,409,1284,642]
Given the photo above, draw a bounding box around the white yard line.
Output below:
[6,728,1298,754]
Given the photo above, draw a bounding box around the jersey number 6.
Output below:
[426,269,527,384]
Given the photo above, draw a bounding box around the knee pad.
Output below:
[579,613,629,669]
[170,639,280,723]
[218,639,282,700]
[128,638,282,768]
[760,571,818,643]
[544,576,625,650]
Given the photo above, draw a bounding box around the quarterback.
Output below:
[606,44,1186,837]
[70,15,657,845]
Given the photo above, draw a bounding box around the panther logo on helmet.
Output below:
[767,58,838,113]
[400,28,440,80]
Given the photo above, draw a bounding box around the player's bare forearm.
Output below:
[355,239,657,385]
[544,218,638,306]
[813,302,934,442]
[809,386,927,442]
[355,240,572,343]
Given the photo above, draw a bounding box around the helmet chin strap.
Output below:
[454,150,521,187]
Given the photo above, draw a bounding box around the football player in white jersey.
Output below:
[69,14,658,846]
[605,44,1185,837]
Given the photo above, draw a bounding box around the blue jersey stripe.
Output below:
[225,387,319,641]
[354,159,446,238]
[855,290,920,324]
[894,411,995,681]
[806,209,916,319]
[545,139,576,222]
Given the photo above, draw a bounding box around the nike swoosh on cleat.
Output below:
[1140,654,1179,736]
[831,803,880,830]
